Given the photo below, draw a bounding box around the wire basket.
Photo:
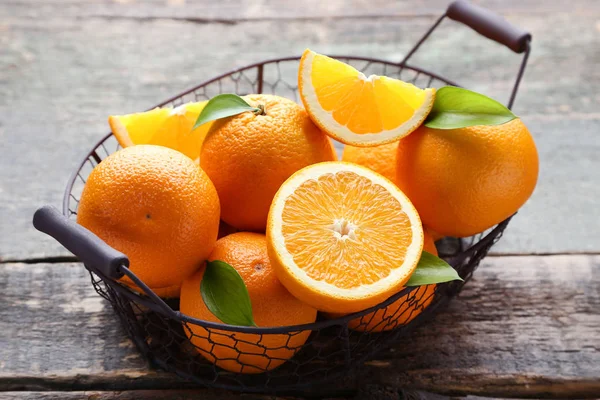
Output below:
[33,0,532,394]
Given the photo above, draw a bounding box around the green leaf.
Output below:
[424,86,516,129]
[200,260,257,327]
[192,94,259,130]
[405,251,463,286]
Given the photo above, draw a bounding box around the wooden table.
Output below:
[1,1,599,399]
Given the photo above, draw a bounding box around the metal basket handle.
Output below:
[34,206,127,280]
[447,0,531,53]
[401,0,532,109]
[33,205,181,317]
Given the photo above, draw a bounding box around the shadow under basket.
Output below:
[33,0,531,394]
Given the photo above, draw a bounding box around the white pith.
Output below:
[170,104,187,116]
[300,51,435,144]
[329,218,357,241]
[270,162,423,300]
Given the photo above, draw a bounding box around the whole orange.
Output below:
[77,145,220,292]
[200,94,336,232]
[341,142,398,182]
[152,284,180,299]
[180,232,317,374]
[335,230,438,332]
[396,119,538,237]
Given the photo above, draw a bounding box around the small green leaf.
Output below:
[424,86,516,129]
[405,251,463,286]
[200,260,257,327]
[192,94,259,130]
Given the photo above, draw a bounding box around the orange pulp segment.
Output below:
[108,101,211,163]
[267,161,424,313]
[299,49,435,147]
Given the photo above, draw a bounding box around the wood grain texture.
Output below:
[0,391,299,400]
[1,256,598,398]
[4,0,600,21]
[0,389,458,400]
[1,8,599,259]
[0,392,535,400]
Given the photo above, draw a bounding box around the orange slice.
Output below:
[298,49,435,147]
[266,161,424,314]
[108,101,211,163]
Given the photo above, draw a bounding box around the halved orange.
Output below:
[108,101,210,163]
[344,229,438,332]
[266,161,424,314]
[298,49,435,147]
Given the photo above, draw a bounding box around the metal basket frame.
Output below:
[35,1,532,394]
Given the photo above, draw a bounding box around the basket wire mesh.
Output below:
[61,12,527,393]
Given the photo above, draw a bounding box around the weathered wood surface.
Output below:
[0,392,523,400]
[0,389,479,400]
[1,256,598,398]
[2,2,600,397]
[0,391,299,400]
[1,2,600,259]
[0,391,522,400]
[5,0,600,20]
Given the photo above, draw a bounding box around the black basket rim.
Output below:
[63,55,508,335]
[89,215,509,334]
[154,55,460,109]
[62,56,458,216]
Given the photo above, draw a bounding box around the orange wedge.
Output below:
[266,161,424,314]
[298,49,435,147]
[108,101,210,163]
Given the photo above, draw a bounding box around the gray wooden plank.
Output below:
[0,392,513,400]
[1,11,599,259]
[0,392,531,400]
[1,256,598,397]
[4,0,599,21]
[0,391,296,400]
[0,390,465,400]
[0,389,462,400]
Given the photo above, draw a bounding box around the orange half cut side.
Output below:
[267,161,424,313]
